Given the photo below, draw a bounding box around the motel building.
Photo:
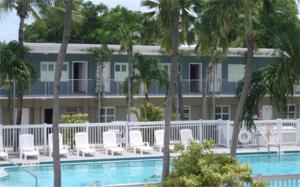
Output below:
[0,43,296,125]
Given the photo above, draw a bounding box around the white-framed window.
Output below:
[158,63,171,78]
[100,107,115,122]
[40,62,69,81]
[65,107,80,115]
[176,106,191,120]
[114,63,128,81]
[283,104,296,119]
[228,64,245,82]
[215,106,230,120]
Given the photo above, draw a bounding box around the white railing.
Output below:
[253,173,300,187]
[1,119,300,154]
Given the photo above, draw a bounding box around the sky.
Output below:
[0,0,143,42]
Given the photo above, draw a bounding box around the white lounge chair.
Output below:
[180,129,199,150]
[19,134,39,160]
[48,133,68,157]
[129,130,153,155]
[154,129,174,152]
[0,134,8,159]
[103,131,124,156]
[75,132,96,157]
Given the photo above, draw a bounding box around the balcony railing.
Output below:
[0,79,241,97]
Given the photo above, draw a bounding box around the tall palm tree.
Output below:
[240,21,300,127]
[194,0,241,120]
[142,0,194,181]
[88,45,113,122]
[1,0,51,125]
[52,0,73,186]
[118,14,142,122]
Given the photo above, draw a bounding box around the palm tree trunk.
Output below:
[162,8,179,182]
[96,63,102,122]
[202,47,216,119]
[52,0,73,186]
[177,64,184,120]
[230,4,253,156]
[127,48,133,122]
[18,16,25,45]
[16,95,23,124]
[16,15,25,125]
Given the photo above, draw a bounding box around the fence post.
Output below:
[125,119,129,150]
[226,120,232,148]
[43,123,47,153]
[217,119,222,145]
[0,124,3,148]
[199,119,202,143]
[277,119,283,145]
[296,119,300,145]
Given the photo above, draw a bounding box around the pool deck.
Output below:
[1,145,300,166]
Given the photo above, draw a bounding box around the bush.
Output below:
[132,102,164,121]
[60,113,89,123]
[164,141,265,187]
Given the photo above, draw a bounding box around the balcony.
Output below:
[0,79,245,98]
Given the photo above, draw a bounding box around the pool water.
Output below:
[238,152,300,176]
[0,153,300,187]
[0,159,162,187]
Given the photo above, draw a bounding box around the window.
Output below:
[115,63,128,81]
[215,106,230,120]
[228,64,245,82]
[176,106,191,120]
[40,62,68,81]
[65,107,80,115]
[283,104,296,119]
[100,107,115,122]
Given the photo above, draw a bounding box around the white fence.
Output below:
[253,174,300,187]
[1,119,300,154]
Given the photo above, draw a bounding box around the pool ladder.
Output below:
[4,158,38,187]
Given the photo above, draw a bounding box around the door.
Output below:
[262,105,273,120]
[73,62,87,93]
[44,108,53,124]
[189,64,202,93]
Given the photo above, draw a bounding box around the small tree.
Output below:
[131,102,164,121]
[165,141,264,187]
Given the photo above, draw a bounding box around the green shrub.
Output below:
[132,102,164,121]
[60,113,89,123]
[164,141,265,187]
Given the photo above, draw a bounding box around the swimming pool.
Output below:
[0,152,299,187]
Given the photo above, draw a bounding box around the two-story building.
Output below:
[0,43,296,125]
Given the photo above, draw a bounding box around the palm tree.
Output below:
[240,21,300,127]
[118,15,142,122]
[88,45,113,122]
[0,0,51,125]
[52,0,73,186]
[194,0,240,120]
[132,53,166,101]
[142,0,194,181]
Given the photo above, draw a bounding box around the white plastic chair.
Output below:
[19,134,39,160]
[103,131,124,156]
[48,133,68,157]
[129,130,153,155]
[0,134,8,159]
[180,129,199,150]
[154,129,174,152]
[75,132,96,157]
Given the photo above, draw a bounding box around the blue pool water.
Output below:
[1,153,300,187]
